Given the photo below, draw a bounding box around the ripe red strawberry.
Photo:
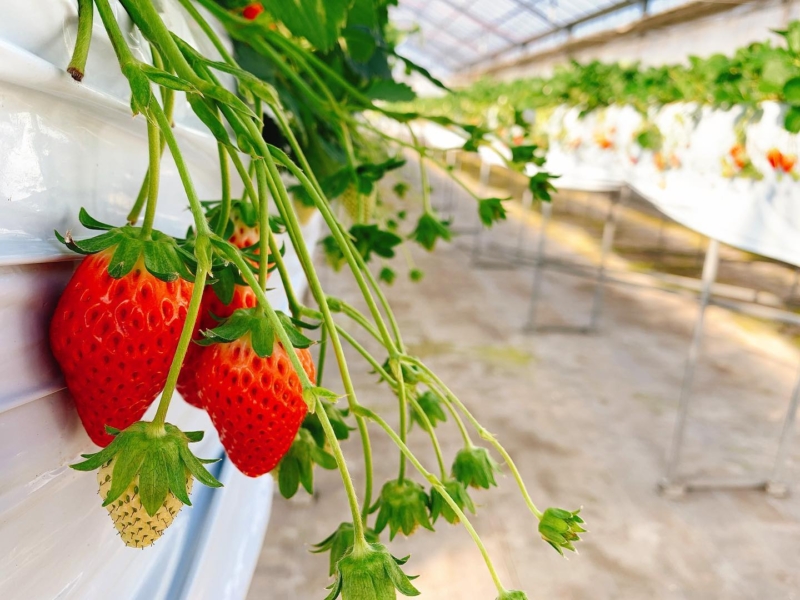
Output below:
[195,314,316,477]
[50,249,192,446]
[767,148,782,170]
[242,3,263,20]
[177,285,257,408]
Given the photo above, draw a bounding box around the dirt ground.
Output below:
[247,162,800,600]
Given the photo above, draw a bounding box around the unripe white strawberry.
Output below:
[341,183,376,225]
[98,459,194,548]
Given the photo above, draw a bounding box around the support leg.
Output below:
[766,366,800,497]
[588,189,622,332]
[660,238,721,495]
[471,160,491,264]
[524,201,552,332]
[515,188,534,259]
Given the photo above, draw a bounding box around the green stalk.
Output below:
[152,264,209,429]
[408,357,543,519]
[408,395,447,480]
[174,0,235,64]
[140,114,161,239]
[215,143,232,237]
[67,0,93,81]
[360,407,511,596]
[255,150,375,522]
[228,146,259,214]
[93,0,138,69]
[392,360,409,482]
[265,223,302,318]
[316,325,328,386]
[255,159,269,290]
[409,127,433,214]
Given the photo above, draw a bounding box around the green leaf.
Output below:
[478,198,508,227]
[785,105,800,133]
[365,80,416,103]
[784,77,800,103]
[262,0,350,52]
[410,213,452,251]
[342,26,376,63]
[278,454,301,498]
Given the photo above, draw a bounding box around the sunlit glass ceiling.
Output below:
[392,0,700,79]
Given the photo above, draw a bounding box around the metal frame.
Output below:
[658,239,800,498]
[469,179,800,496]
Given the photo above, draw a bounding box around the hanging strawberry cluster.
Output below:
[52,1,583,598]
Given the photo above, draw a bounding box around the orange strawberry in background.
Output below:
[767,148,782,170]
[654,152,666,171]
[730,143,747,169]
[780,153,796,173]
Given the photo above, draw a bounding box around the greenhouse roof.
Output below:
[391,0,731,79]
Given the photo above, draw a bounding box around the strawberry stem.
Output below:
[407,356,544,520]
[67,0,93,81]
[140,113,161,240]
[358,406,512,597]
[255,159,270,290]
[215,143,232,237]
[152,262,209,429]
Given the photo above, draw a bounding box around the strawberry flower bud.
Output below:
[430,478,475,525]
[452,446,501,489]
[325,542,420,600]
[312,522,380,576]
[497,591,528,599]
[373,480,434,540]
[538,507,586,555]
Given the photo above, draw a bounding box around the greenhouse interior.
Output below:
[2,0,800,598]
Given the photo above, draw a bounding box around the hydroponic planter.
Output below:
[0,2,321,598]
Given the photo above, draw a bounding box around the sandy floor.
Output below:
[247,164,800,599]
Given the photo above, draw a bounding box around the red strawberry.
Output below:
[177,285,257,408]
[50,249,192,446]
[781,153,796,173]
[767,148,782,170]
[729,144,746,169]
[242,3,263,20]
[196,315,316,477]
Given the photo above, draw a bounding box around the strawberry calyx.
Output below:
[538,507,587,556]
[56,208,194,282]
[71,422,222,516]
[409,390,447,431]
[371,479,434,540]
[452,446,502,490]
[312,522,381,577]
[429,478,475,525]
[197,307,314,358]
[275,428,337,499]
[497,591,529,600]
[324,542,420,600]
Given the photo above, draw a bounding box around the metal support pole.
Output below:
[660,238,721,494]
[524,200,552,332]
[471,160,492,264]
[766,366,800,497]
[588,189,621,332]
[515,188,534,259]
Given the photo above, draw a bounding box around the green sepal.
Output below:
[379,359,422,386]
[199,307,313,358]
[139,63,196,93]
[276,429,336,499]
[538,507,586,556]
[70,422,221,517]
[452,446,502,490]
[410,213,452,251]
[528,171,559,203]
[187,93,235,147]
[373,480,434,540]
[122,62,152,116]
[311,522,380,577]
[498,591,529,600]
[79,207,114,231]
[56,209,194,282]
[322,224,402,271]
[325,542,420,600]
[430,479,475,525]
[409,391,447,431]
[478,198,509,227]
